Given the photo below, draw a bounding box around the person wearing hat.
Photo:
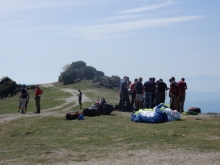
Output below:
[20,84,28,114]
[155,79,168,105]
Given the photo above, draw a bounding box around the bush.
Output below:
[0,77,17,97]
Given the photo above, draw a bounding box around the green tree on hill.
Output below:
[0,76,17,98]
[58,61,120,88]
[70,61,86,70]
[58,61,104,85]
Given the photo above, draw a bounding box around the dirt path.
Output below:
[0,83,92,123]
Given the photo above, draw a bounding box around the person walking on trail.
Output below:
[34,85,43,114]
[178,78,187,112]
[20,84,28,114]
[77,89,82,109]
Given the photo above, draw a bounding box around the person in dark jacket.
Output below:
[20,84,28,114]
[143,78,154,108]
[120,76,131,112]
[130,78,138,109]
[155,79,168,105]
[135,77,144,110]
[77,89,82,109]
[170,82,181,112]
[177,78,187,112]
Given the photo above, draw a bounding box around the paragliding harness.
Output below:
[66,111,84,120]
[83,97,114,116]
[93,97,106,112]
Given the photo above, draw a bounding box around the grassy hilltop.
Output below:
[0,80,220,165]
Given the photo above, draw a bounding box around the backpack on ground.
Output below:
[83,107,100,117]
[115,104,119,110]
[100,103,114,115]
[83,97,114,116]
[94,97,106,111]
[188,107,201,113]
[94,97,114,115]
[66,111,82,120]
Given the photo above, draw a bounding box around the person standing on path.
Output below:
[25,90,29,113]
[77,89,82,109]
[20,84,28,114]
[18,95,22,112]
[34,85,43,114]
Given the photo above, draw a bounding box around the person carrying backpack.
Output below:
[34,85,43,114]
[20,84,28,114]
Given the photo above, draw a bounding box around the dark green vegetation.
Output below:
[0,80,220,164]
[0,76,17,98]
[58,61,121,88]
[0,76,36,99]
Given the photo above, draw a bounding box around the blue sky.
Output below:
[1,0,220,90]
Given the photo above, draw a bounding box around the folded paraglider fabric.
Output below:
[131,103,181,123]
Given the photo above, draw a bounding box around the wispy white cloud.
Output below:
[65,16,202,40]
[0,0,94,12]
[100,14,145,21]
[118,0,176,14]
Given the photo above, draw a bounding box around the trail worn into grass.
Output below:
[0,83,92,123]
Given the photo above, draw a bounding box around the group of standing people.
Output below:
[169,77,187,113]
[118,76,187,113]
[18,84,43,114]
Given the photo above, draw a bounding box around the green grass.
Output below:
[54,80,120,105]
[0,86,71,114]
[1,113,220,163]
[0,80,220,164]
